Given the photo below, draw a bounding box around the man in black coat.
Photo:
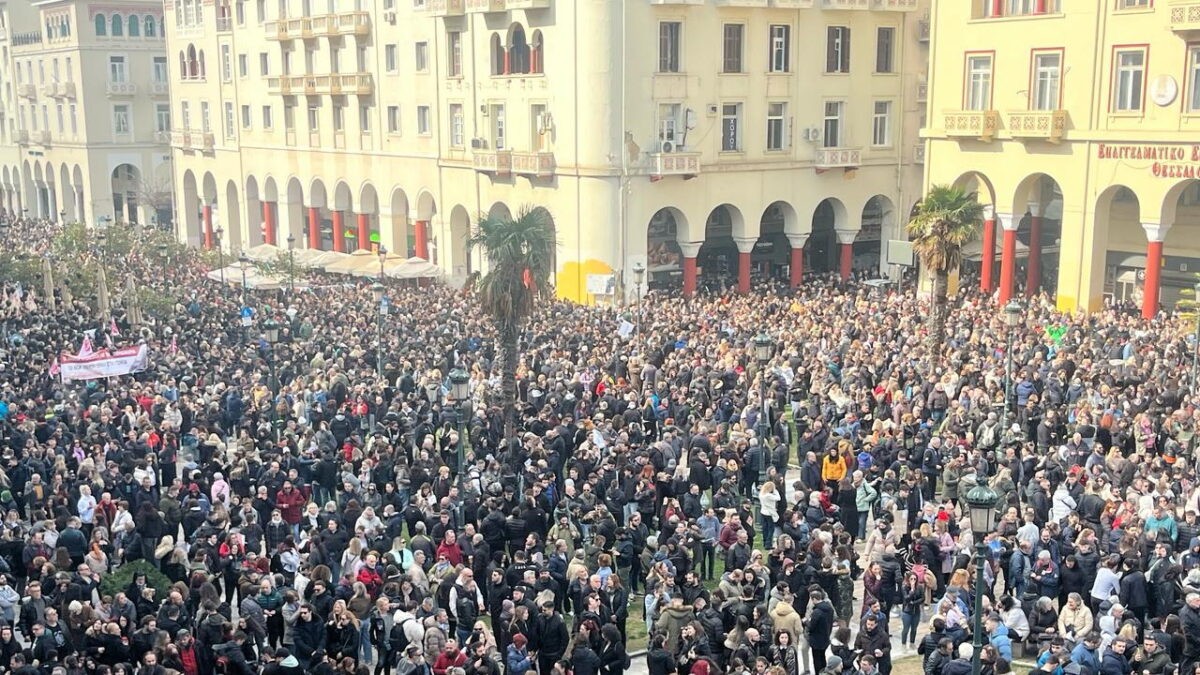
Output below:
[807,589,835,673]
[291,605,325,667]
[531,601,568,675]
[1179,593,1200,675]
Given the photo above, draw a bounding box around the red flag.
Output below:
[522,268,533,289]
[105,332,114,349]
[78,336,94,357]
[48,358,60,376]
[109,319,120,336]
[169,335,178,355]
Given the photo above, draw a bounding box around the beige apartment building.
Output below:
[167,0,927,303]
[0,0,172,227]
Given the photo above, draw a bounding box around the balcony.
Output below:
[215,16,232,32]
[512,151,556,178]
[423,0,465,15]
[154,130,171,144]
[107,81,137,96]
[15,130,28,144]
[1007,110,1066,142]
[944,110,999,141]
[41,84,56,97]
[17,84,36,99]
[1170,2,1200,32]
[466,0,505,10]
[474,150,512,176]
[267,73,373,96]
[822,0,869,8]
[649,151,701,177]
[151,82,169,97]
[201,132,215,151]
[873,0,918,10]
[917,16,930,41]
[715,0,769,5]
[266,12,370,39]
[813,146,862,169]
[55,81,76,98]
[171,130,193,149]
[648,0,704,4]
[914,143,925,164]
[770,0,816,6]
[33,130,51,145]
[505,0,551,7]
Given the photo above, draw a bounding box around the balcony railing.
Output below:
[17,84,36,99]
[505,0,550,7]
[1007,110,1066,142]
[201,132,215,151]
[33,130,51,145]
[511,151,556,178]
[423,0,465,15]
[944,110,999,141]
[215,15,232,32]
[154,130,171,144]
[914,143,925,164]
[266,12,368,39]
[171,129,212,150]
[715,0,769,5]
[55,81,76,98]
[822,0,869,8]
[171,130,193,149]
[466,0,506,10]
[916,79,927,102]
[1171,2,1200,31]
[15,130,28,144]
[41,85,56,97]
[473,150,512,176]
[769,0,816,7]
[814,146,862,169]
[151,82,169,97]
[106,81,137,96]
[648,151,701,177]
[267,73,373,95]
[873,0,918,10]
[648,0,704,5]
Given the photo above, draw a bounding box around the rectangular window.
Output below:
[721,102,742,152]
[1189,47,1200,112]
[238,54,248,77]
[722,24,743,74]
[387,106,400,133]
[221,45,232,81]
[241,104,251,129]
[448,32,462,77]
[70,104,77,133]
[201,101,211,132]
[1032,51,1062,110]
[530,103,547,151]
[872,100,892,146]
[284,104,294,130]
[113,104,130,134]
[262,105,273,129]
[181,101,191,130]
[385,45,397,72]
[417,105,431,135]
[156,103,170,132]
[966,54,993,110]
[489,104,504,148]
[659,22,681,73]
[108,56,127,82]
[224,101,235,137]
[260,52,270,75]
[766,102,786,151]
[153,57,168,82]
[56,104,63,132]
[769,25,790,73]
[257,0,265,21]
[823,101,843,148]
[450,103,464,147]
[876,27,895,73]
[826,26,850,74]
[415,42,428,72]
[307,105,319,130]
[1114,48,1145,112]
[360,105,370,133]
[66,58,73,82]
[333,104,344,132]
[658,102,681,147]
[1118,0,1149,7]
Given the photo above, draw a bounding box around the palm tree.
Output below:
[907,184,984,351]
[468,205,557,442]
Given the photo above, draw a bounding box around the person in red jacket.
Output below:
[355,553,383,599]
[432,639,467,675]
[275,482,307,538]
[435,530,463,567]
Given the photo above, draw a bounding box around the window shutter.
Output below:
[841,28,851,73]
[826,27,837,73]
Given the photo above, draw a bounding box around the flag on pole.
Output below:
[169,335,178,355]
[105,332,114,349]
[48,358,60,376]
[109,319,120,336]
[79,335,94,357]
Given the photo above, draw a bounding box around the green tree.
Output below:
[907,184,984,351]
[468,205,557,441]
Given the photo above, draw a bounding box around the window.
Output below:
[260,53,270,75]
[966,54,993,110]
[721,103,742,152]
[113,104,130,134]
[333,104,344,132]
[387,105,400,133]
[284,104,294,130]
[221,45,232,81]
[876,27,894,73]
[69,104,77,133]
[154,57,168,82]
[128,15,139,37]
[109,56,127,82]
[823,101,843,148]
[360,105,370,133]
[490,104,504,148]
[872,100,891,146]
[1189,47,1200,112]
[415,42,428,72]
[826,27,850,74]
[1114,48,1145,112]
[257,0,266,21]
[95,14,106,36]
[1117,0,1150,7]
[722,24,743,74]
[145,15,157,36]
[111,14,123,36]
[236,0,245,24]
[56,104,63,132]
[224,101,235,137]
[241,104,251,129]
[201,101,211,132]
[766,102,786,151]
[449,103,463,147]
[659,22,681,73]
[1031,51,1061,110]
[658,103,681,147]
[238,54,248,77]
[385,45,397,72]
[307,105,319,130]
[530,103,546,150]
[417,105,431,135]
[262,105,273,129]
[156,103,170,132]
[769,25,790,73]
[448,32,462,77]
[181,101,191,130]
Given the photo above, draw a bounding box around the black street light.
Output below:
[1001,300,1023,433]
[239,252,250,301]
[286,232,296,294]
[371,281,385,378]
[632,262,645,335]
[215,226,226,287]
[449,368,470,479]
[753,332,773,481]
[264,317,281,440]
[378,245,388,278]
[965,484,999,675]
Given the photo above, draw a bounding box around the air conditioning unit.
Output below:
[706,104,718,117]
[804,127,821,142]
[384,10,396,23]
[537,111,554,135]
[480,105,489,116]
[661,140,676,153]
[470,137,486,149]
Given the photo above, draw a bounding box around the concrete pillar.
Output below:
[203,204,214,250]
[1142,223,1170,319]
[414,220,429,259]
[680,241,702,298]
[357,213,370,251]
[787,234,808,288]
[997,213,1017,305]
[332,211,345,253]
[992,0,1003,15]
[734,237,756,295]
[263,202,276,245]
[1026,202,1042,298]
[981,211,996,293]
[835,229,857,282]
[308,207,320,249]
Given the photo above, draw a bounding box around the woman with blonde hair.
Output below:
[325,598,360,663]
[758,481,782,549]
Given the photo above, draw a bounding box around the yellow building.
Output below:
[166,0,927,302]
[0,0,173,226]
[924,0,1200,317]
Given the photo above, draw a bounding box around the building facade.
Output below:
[924,0,1200,317]
[0,0,172,227]
[166,0,926,303]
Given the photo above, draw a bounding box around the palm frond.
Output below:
[468,204,558,328]
[906,184,984,274]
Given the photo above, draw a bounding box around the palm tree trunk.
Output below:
[929,269,949,353]
[500,322,520,443]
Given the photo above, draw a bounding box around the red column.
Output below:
[981,217,996,293]
[1034,0,1046,12]
[262,201,275,245]
[414,220,429,259]
[839,243,853,282]
[1143,240,1163,319]
[737,251,751,294]
[683,257,698,298]
[1026,215,1042,298]
[790,246,804,288]
[202,205,214,250]
[991,0,1003,15]
[308,207,320,249]
[332,211,345,253]
[357,213,369,250]
[999,226,1017,304]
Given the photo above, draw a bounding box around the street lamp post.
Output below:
[632,262,645,335]
[286,233,296,294]
[753,332,774,482]
[965,484,999,675]
[378,245,388,279]
[449,368,471,481]
[1192,282,1200,396]
[215,227,226,287]
[371,281,385,378]
[1001,300,1023,434]
[239,253,250,302]
[264,318,281,440]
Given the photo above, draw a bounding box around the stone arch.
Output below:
[646,206,686,291]
[309,178,329,249]
[508,23,530,74]
[809,197,850,275]
[181,169,201,246]
[1011,173,1065,297]
[449,204,472,280]
[857,194,895,275]
[332,181,354,251]
[756,201,797,283]
[284,176,304,248]
[415,191,437,261]
[59,164,71,222]
[388,187,410,256]
[698,204,744,291]
[72,165,84,225]
[245,175,264,246]
[528,205,557,286]
[224,180,243,253]
[487,202,511,221]
[44,161,58,222]
[358,183,379,251]
[951,171,997,209]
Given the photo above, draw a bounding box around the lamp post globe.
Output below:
[1003,300,1022,327]
[964,483,998,675]
[449,368,471,478]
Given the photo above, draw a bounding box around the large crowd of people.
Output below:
[0,217,1198,675]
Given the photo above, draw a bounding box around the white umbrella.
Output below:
[298,250,347,270]
[385,256,443,280]
[324,249,376,275]
[351,253,408,278]
[243,243,282,262]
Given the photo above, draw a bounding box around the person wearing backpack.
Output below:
[598,624,629,675]
[389,609,423,669]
